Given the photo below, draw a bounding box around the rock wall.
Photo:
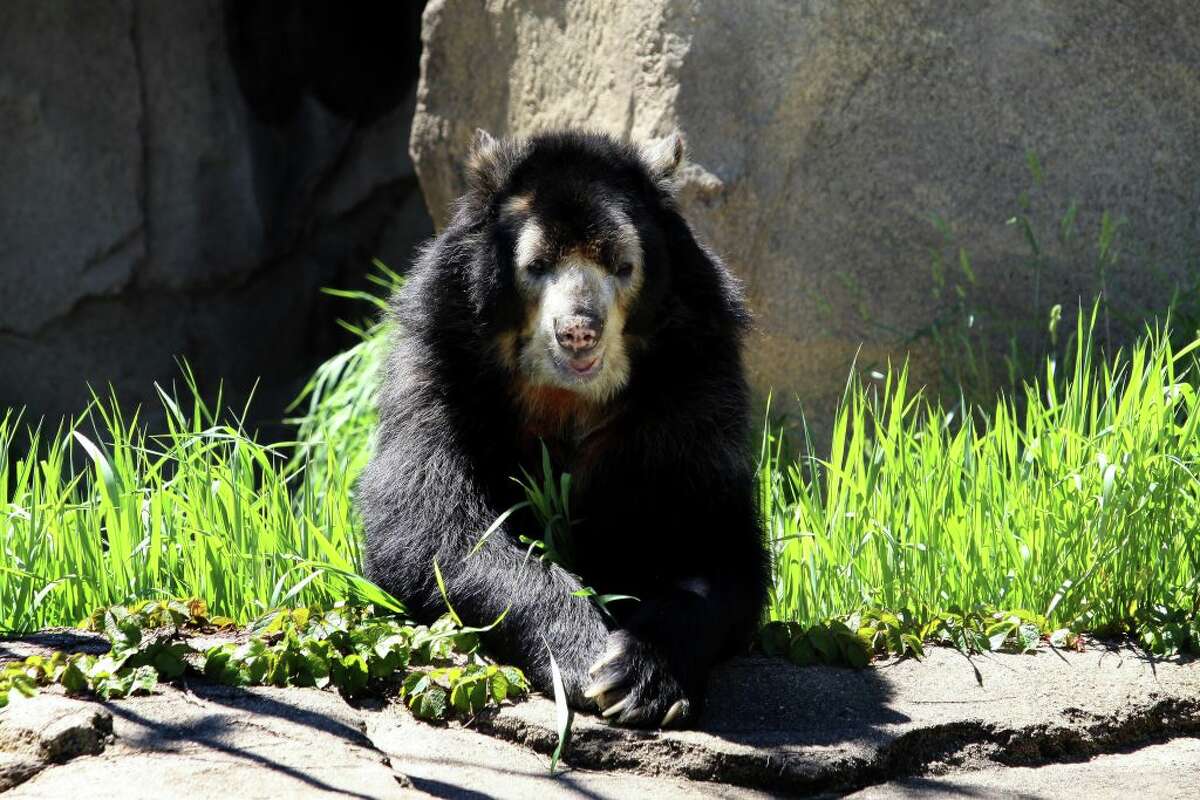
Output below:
[411,0,1200,431]
[0,1,431,424]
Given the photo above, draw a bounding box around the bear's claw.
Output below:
[582,631,696,728]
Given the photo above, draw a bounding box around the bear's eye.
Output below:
[525,259,550,277]
[615,262,635,279]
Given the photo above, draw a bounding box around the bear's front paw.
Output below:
[581,630,695,728]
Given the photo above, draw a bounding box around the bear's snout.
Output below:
[554,313,604,356]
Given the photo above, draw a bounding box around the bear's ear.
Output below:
[470,128,498,158]
[638,131,685,192]
[466,128,521,199]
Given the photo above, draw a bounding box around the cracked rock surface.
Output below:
[1,685,405,799]
[478,646,1200,795]
[1,641,1197,798]
[0,694,112,791]
[849,737,1200,799]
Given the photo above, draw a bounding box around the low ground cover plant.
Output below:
[1,597,528,718]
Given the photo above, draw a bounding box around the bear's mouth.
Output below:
[556,352,603,381]
[569,356,599,375]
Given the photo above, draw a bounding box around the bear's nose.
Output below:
[554,313,603,355]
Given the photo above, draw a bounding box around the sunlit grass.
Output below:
[3,282,1197,650]
[762,308,1200,634]
[0,370,383,632]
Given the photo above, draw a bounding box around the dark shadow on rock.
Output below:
[406,769,613,800]
[165,680,374,748]
[868,775,1041,799]
[698,655,908,747]
[104,684,379,800]
[0,629,108,663]
[392,754,613,800]
[469,654,910,797]
[407,776,497,800]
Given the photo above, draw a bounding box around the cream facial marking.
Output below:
[508,207,644,404]
[606,204,643,271]
[515,220,544,275]
[517,252,631,403]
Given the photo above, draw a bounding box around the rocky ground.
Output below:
[2,633,1197,798]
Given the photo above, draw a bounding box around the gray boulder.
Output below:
[0,1,143,337]
[411,0,1200,429]
[0,0,431,423]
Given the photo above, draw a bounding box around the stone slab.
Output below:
[477,646,1200,795]
[2,685,408,799]
[849,737,1200,800]
[2,638,1197,798]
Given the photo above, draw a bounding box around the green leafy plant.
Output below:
[1093,591,1200,658]
[79,596,237,633]
[2,599,530,720]
[2,649,161,708]
[759,604,1090,669]
[203,602,529,718]
[3,601,208,708]
[759,618,873,668]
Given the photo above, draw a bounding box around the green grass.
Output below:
[285,262,397,493]
[0,372,381,632]
[0,265,399,634]
[2,274,1197,657]
[763,308,1200,642]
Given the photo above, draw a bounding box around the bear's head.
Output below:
[459,129,687,406]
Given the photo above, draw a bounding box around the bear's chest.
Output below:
[512,384,614,478]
